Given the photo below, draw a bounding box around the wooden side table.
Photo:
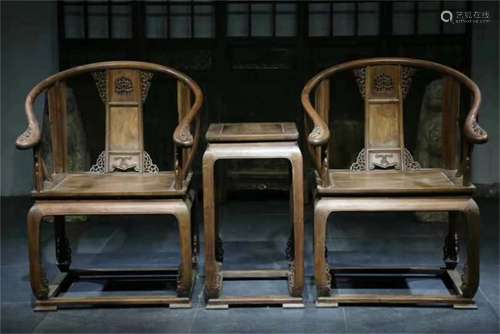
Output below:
[203,122,304,309]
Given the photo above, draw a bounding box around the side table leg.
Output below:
[215,186,224,263]
[203,154,222,299]
[288,151,304,297]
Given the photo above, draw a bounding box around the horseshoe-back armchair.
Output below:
[302,58,488,308]
[16,61,203,310]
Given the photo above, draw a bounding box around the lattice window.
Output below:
[393,1,467,35]
[62,0,133,39]
[61,1,470,41]
[145,1,215,39]
[308,2,380,37]
[227,2,297,37]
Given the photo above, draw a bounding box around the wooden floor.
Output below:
[317,169,474,195]
[35,172,188,197]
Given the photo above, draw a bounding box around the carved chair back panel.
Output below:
[352,65,419,172]
[106,70,144,173]
[365,65,403,170]
[89,69,160,174]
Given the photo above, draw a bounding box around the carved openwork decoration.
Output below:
[114,76,134,96]
[324,261,332,290]
[89,151,106,173]
[353,68,366,98]
[350,148,366,171]
[401,66,416,99]
[143,151,160,173]
[373,73,394,93]
[402,148,421,170]
[93,71,154,103]
[91,71,107,103]
[354,66,416,99]
[350,148,421,171]
[89,151,159,174]
[140,71,154,103]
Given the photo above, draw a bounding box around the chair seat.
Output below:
[34,172,190,198]
[317,169,474,195]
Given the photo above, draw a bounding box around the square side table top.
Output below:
[206,122,299,143]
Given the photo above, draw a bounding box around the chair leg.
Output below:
[175,205,193,298]
[54,216,72,272]
[461,199,480,298]
[314,201,331,297]
[27,205,49,300]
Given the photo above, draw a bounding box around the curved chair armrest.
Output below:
[464,107,488,145]
[173,78,204,147]
[16,124,41,149]
[301,91,330,146]
[16,90,43,149]
[173,123,195,147]
[458,74,487,145]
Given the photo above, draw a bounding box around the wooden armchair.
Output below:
[302,58,488,308]
[16,61,203,310]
